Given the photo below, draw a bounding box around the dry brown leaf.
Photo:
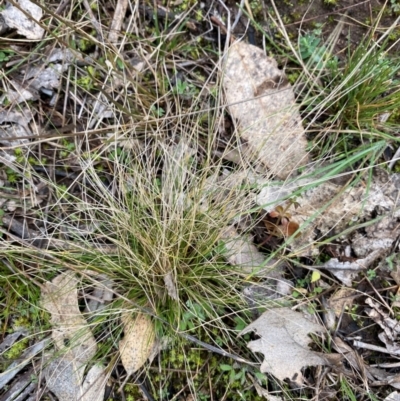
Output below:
[44,358,106,401]
[255,168,400,257]
[331,336,374,380]
[41,272,107,399]
[164,271,179,301]
[365,298,400,356]
[239,308,327,383]
[221,225,266,274]
[5,79,38,103]
[119,312,156,375]
[321,249,383,286]
[41,271,97,365]
[328,288,358,318]
[223,42,308,178]
[0,109,33,146]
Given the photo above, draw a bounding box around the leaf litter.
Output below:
[222,40,400,393]
[41,271,97,365]
[41,271,106,401]
[2,5,400,398]
[223,42,309,179]
[119,311,156,376]
[0,0,44,40]
[239,308,328,384]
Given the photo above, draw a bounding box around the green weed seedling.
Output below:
[366,269,377,280]
[0,50,14,65]
[172,77,198,97]
[150,104,165,117]
[391,0,400,14]
[323,0,338,5]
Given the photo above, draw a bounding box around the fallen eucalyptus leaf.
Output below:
[239,308,327,383]
[321,249,383,286]
[80,364,107,401]
[44,358,106,401]
[221,225,266,274]
[41,272,107,400]
[41,271,97,365]
[119,312,156,375]
[223,42,308,178]
[43,358,81,401]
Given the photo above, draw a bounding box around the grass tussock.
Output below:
[2,1,400,400]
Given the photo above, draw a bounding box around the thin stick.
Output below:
[82,0,103,37]
[108,0,129,44]
[353,340,400,355]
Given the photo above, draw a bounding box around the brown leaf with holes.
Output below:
[328,288,357,318]
[223,42,308,178]
[119,312,156,375]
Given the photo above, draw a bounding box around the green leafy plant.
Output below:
[323,0,338,5]
[172,78,198,97]
[150,104,165,117]
[0,50,14,64]
[299,34,323,61]
[391,0,400,14]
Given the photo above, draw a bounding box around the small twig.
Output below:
[371,361,400,368]
[55,0,70,15]
[182,333,256,366]
[82,0,103,37]
[108,0,129,44]
[210,16,236,44]
[217,0,232,47]
[1,216,119,254]
[231,0,245,31]
[139,5,198,31]
[284,0,371,27]
[353,340,400,355]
